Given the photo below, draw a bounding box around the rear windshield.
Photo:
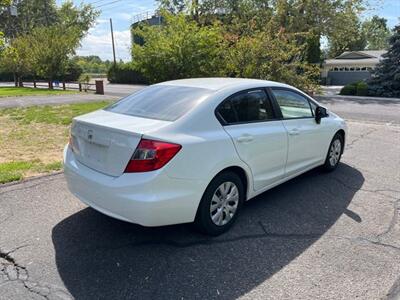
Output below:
[105,85,212,121]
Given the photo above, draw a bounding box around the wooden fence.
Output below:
[17,80,104,94]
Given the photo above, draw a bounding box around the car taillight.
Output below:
[124,139,182,173]
[69,132,75,152]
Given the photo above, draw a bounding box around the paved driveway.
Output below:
[1,99,399,299]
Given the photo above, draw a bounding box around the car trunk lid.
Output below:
[70,109,171,177]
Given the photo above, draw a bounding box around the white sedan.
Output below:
[64,78,346,235]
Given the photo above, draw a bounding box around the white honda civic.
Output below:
[64,78,346,235]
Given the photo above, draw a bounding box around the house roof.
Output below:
[324,50,386,66]
[335,50,386,59]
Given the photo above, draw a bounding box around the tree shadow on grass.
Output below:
[52,163,363,299]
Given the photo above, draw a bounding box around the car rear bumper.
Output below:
[63,146,205,226]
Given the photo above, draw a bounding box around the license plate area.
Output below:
[83,141,108,165]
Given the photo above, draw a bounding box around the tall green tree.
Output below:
[368,25,400,97]
[362,16,391,50]
[57,1,99,39]
[27,25,81,88]
[0,0,12,49]
[0,0,58,38]
[0,34,32,85]
[132,12,226,83]
[0,0,98,38]
[326,7,366,57]
[226,27,320,91]
[156,0,366,63]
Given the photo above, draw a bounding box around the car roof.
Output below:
[156,77,290,91]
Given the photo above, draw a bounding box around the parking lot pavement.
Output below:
[1,118,400,299]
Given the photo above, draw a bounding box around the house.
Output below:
[321,50,386,85]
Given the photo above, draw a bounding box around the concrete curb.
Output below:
[0,171,63,189]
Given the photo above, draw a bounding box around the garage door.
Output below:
[328,71,371,85]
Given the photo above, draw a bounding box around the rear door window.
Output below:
[217,89,275,125]
[106,85,212,121]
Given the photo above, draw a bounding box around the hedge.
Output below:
[340,81,369,96]
[107,63,148,84]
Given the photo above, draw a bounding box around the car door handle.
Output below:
[288,128,300,136]
[237,135,254,143]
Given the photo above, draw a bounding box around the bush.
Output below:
[356,81,368,96]
[62,60,83,81]
[340,81,369,96]
[78,73,91,91]
[0,71,14,81]
[132,12,226,83]
[340,83,357,95]
[107,63,148,84]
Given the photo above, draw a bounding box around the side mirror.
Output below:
[315,106,328,124]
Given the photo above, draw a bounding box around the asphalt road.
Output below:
[1,98,400,299]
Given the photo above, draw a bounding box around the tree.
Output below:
[27,25,81,88]
[132,12,226,83]
[0,0,59,38]
[226,27,320,91]
[367,25,400,98]
[156,0,186,13]
[325,1,367,57]
[0,0,11,50]
[155,0,367,62]
[362,16,391,50]
[57,1,99,39]
[0,0,98,39]
[0,35,32,86]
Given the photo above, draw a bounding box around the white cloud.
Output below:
[77,29,131,61]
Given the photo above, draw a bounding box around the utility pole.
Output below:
[110,18,117,66]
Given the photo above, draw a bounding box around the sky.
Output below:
[60,0,400,62]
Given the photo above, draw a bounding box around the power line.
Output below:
[95,0,125,9]
[89,0,110,5]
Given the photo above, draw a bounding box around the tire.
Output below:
[323,133,344,172]
[194,171,244,236]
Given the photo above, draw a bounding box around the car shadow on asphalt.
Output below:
[52,163,364,299]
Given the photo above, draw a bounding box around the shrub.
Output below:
[107,63,148,84]
[62,59,83,81]
[340,83,357,95]
[0,70,14,81]
[131,12,226,83]
[340,81,369,96]
[78,73,91,91]
[356,81,368,96]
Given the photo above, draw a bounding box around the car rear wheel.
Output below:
[323,133,343,171]
[195,171,244,236]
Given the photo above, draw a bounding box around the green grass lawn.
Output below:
[0,101,111,184]
[0,86,78,97]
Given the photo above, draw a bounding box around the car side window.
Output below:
[271,89,313,119]
[217,89,274,124]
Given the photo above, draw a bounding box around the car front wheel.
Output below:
[323,133,344,171]
[195,171,244,236]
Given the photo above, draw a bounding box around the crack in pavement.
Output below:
[345,127,378,150]
[387,275,400,300]
[331,176,400,251]
[331,176,400,201]
[377,199,400,239]
[0,247,72,300]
